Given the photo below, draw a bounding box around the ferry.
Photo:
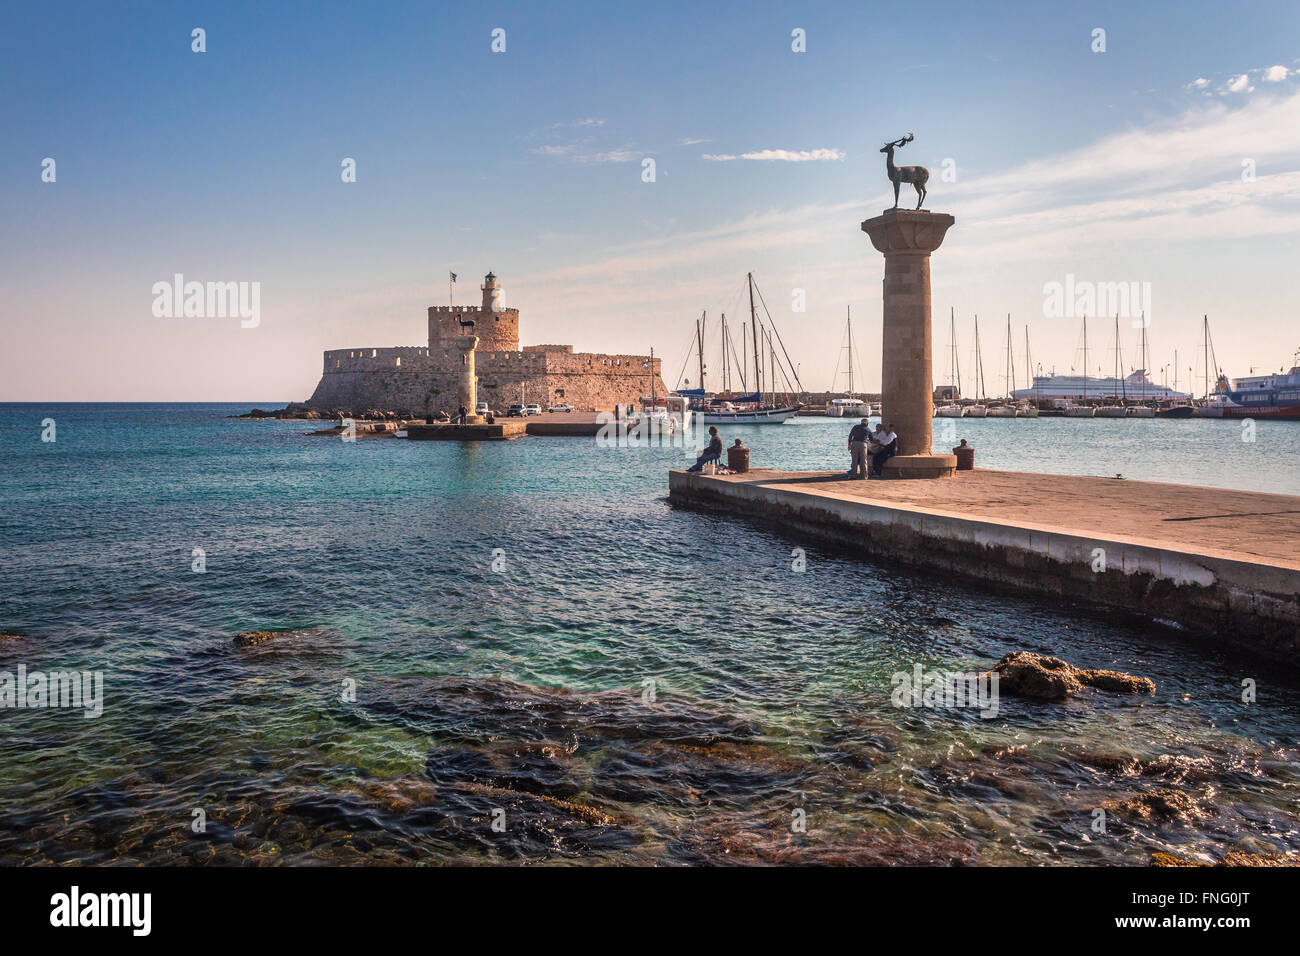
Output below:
[1215,359,1300,420]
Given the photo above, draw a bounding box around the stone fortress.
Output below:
[303,272,668,416]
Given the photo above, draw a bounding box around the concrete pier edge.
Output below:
[668,469,1300,665]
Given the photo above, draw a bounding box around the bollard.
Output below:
[952,440,974,470]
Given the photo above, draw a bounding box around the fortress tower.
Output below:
[427,271,519,353]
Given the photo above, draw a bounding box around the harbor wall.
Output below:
[668,471,1300,663]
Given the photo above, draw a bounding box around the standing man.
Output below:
[846,417,871,479]
[457,404,468,425]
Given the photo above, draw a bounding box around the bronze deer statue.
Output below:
[881,134,929,210]
[457,317,476,335]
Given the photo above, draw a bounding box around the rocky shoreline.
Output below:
[233,402,417,422]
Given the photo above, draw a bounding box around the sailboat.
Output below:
[1127,316,1156,417]
[1095,314,1128,417]
[1017,325,1039,416]
[988,314,1018,416]
[679,273,802,424]
[1063,315,1097,417]
[826,306,871,417]
[935,307,964,417]
[963,314,988,417]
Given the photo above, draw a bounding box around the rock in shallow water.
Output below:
[988,651,1155,701]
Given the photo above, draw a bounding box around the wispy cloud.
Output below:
[533,143,641,164]
[701,148,845,162]
[552,117,605,128]
[679,137,709,146]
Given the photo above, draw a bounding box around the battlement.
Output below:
[324,345,433,373]
[427,305,518,315]
[523,344,573,354]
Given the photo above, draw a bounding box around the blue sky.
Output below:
[3,0,1299,399]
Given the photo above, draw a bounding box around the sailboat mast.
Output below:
[749,272,762,403]
[1082,315,1088,402]
[1141,316,1148,402]
[697,310,706,393]
[1025,325,1036,404]
[974,314,986,400]
[1006,313,1015,398]
[951,307,961,397]
[846,305,854,396]
[721,313,729,392]
[741,322,747,391]
[1203,315,1209,400]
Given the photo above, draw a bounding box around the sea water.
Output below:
[0,404,1296,864]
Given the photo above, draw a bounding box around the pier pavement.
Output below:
[669,468,1300,662]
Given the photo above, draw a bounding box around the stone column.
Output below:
[455,334,484,424]
[860,208,957,478]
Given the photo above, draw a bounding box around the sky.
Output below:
[3,0,1299,401]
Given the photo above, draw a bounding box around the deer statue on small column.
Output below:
[881,134,929,210]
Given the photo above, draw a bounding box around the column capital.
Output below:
[861,209,955,256]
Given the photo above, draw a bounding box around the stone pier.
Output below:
[861,209,956,479]
[455,334,484,424]
[669,468,1300,663]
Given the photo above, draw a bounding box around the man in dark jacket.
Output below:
[687,426,724,472]
[846,417,871,478]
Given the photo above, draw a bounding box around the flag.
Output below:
[450,272,457,282]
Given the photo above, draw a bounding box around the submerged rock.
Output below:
[988,651,1155,701]
[232,629,312,647]
[1103,788,1208,824]
[1153,850,1300,867]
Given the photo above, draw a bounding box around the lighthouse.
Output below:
[481,272,504,312]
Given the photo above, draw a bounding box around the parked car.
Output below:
[524,404,543,416]
[476,402,490,417]
[547,403,574,413]
[506,403,526,417]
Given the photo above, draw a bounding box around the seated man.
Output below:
[871,423,898,476]
[687,426,724,472]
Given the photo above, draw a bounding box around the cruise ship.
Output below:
[1011,369,1190,403]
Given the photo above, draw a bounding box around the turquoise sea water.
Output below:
[0,403,1297,865]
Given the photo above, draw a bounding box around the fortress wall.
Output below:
[427,306,519,353]
[306,366,456,415]
[323,346,433,373]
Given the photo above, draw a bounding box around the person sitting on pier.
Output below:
[687,426,724,473]
[871,423,899,477]
[846,417,871,479]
